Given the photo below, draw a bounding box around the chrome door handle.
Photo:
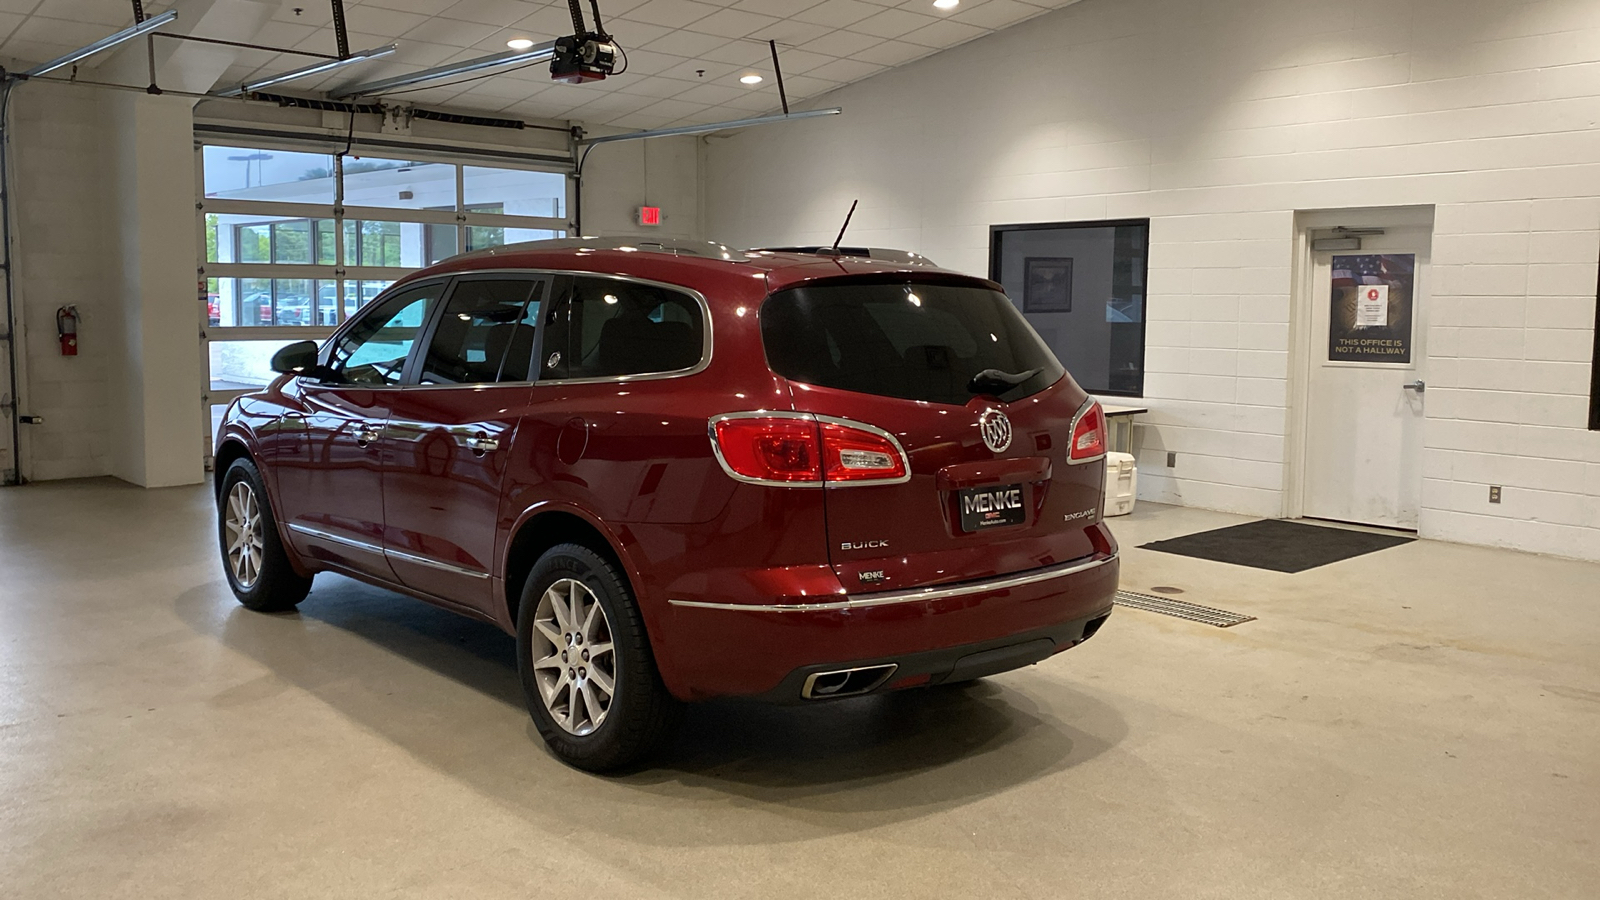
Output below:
[465,434,499,453]
[356,424,384,445]
[1403,380,1426,393]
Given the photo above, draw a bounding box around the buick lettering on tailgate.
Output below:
[958,484,1026,531]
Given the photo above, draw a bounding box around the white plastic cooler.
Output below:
[1103,452,1137,517]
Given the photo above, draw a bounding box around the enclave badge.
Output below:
[979,409,1013,453]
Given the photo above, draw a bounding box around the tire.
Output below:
[218,457,312,612]
[516,543,680,772]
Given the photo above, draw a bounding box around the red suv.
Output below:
[215,239,1119,770]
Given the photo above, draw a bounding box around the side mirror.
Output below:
[270,341,336,380]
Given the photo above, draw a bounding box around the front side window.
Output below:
[762,279,1065,406]
[327,282,443,385]
[418,279,544,385]
[541,276,705,380]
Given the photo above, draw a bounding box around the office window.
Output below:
[990,220,1150,397]
[1590,260,1599,430]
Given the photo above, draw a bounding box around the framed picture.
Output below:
[1023,257,1073,313]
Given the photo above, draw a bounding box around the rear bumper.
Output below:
[658,553,1119,700]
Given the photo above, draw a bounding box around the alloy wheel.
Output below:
[531,577,617,735]
[224,482,265,589]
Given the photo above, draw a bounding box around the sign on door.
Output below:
[1329,253,1415,363]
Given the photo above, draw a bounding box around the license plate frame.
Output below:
[957,483,1027,532]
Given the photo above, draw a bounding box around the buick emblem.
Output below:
[979,410,1013,453]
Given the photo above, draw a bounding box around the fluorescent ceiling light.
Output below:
[332,40,556,98]
[934,0,959,9]
[215,44,398,97]
[22,9,178,78]
[740,74,763,85]
[507,38,535,50]
[577,107,843,147]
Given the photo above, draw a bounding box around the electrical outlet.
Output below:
[1166,451,1177,468]
[1489,485,1502,504]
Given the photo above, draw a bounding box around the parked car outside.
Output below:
[213,238,1119,770]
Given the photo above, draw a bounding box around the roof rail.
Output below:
[457,237,742,260]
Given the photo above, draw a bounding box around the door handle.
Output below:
[466,434,499,454]
[356,424,384,446]
[1403,380,1426,394]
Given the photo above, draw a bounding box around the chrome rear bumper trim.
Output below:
[668,553,1116,614]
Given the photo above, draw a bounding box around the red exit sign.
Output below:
[636,206,662,226]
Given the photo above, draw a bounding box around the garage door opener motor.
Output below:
[552,0,618,84]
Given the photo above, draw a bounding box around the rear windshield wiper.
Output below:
[968,367,1043,395]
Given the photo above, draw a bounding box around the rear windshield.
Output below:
[761,280,1065,405]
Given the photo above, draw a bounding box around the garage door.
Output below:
[196,139,570,464]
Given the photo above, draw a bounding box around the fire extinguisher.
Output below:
[57,306,79,357]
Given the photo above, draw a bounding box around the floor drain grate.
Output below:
[1114,590,1255,628]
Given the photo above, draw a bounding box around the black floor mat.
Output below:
[1139,519,1413,573]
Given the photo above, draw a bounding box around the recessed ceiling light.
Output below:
[507,38,535,50]
[740,74,763,85]
[933,0,959,9]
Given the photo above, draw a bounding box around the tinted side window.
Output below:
[327,282,442,385]
[541,276,704,380]
[418,279,543,385]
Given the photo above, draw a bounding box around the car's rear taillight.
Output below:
[711,414,909,486]
[1069,401,1107,462]
[821,420,909,483]
[711,417,823,484]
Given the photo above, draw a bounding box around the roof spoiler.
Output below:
[750,246,940,267]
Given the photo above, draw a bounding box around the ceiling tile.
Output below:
[796,28,880,58]
[441,0,544,27]
[805,56,886,83]
[899,16,987,48]
[793,0,880,28]
[950,0,1051,30]
[622,0,723,30]
[638,28,733,58]
[850,38,930,67]
[694,38,770,66]
[359,0,457,17]
[682,8,778,39]
[31,0,129,27]
[401,16,502,47]
[730,0,823,16]
[671,80,754,105]
[851,8,937,39]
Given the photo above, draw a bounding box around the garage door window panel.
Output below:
[202,145,337,204]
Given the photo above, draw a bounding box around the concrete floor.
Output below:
[1,478,1597,899]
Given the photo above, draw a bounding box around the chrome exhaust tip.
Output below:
[800,663,898,700]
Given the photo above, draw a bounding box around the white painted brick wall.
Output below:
[705,0,1600,561]
[8,82,114,482]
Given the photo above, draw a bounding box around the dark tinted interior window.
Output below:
[326,282,442,385]
[761,280,1065,406]
[991,220,1149,396]
[419,279,543,385]
[541,276,704,379]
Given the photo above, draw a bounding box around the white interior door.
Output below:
[1303,227,1431,529]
